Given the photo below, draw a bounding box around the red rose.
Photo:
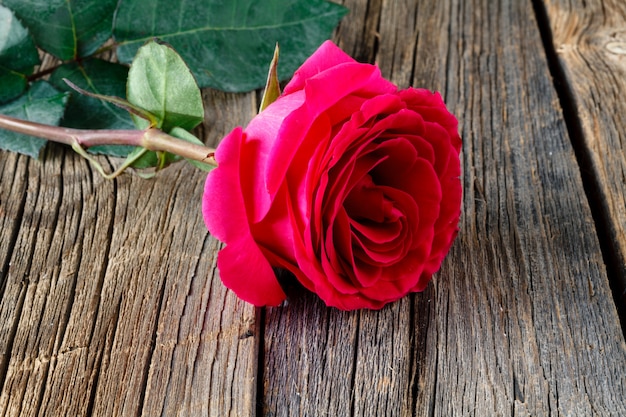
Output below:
[202,41,461,310]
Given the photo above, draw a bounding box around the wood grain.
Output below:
[1,0,626,415]
[0,91,259,416]
[405,0,626,414]
[260,0,626,416]
[539,0,626,315]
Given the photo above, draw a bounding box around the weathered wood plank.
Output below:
[136,91,261,417]
[2,0,626,415]
[405,0,626,414]
[0,153,28,391]
[407,0,626,414]
[333,0,382,64]
[261,0,626,416]
[0,149,103,417]
[0,91,259,416]
[260,0,441,415]
[539,0,626,315]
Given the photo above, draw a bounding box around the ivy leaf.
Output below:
[114,0,348,92]
[0,81,68,158]
[127,41,204,133]
[49,59,135,157]
[0,5,40,103]
[1,0,118,60]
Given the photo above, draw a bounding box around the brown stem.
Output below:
[0,114,216,165]
[141,129,216,164]
[27,65,62,82]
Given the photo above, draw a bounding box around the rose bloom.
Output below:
[203,41,461,310]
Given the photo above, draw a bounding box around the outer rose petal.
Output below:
[241,91,305,223]
[283,40,356,95]
[203,128,286,306]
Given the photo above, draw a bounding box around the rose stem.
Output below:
[0,114,216,166]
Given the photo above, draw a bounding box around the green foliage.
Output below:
[0,5,40,103]
[0,0,347,164]
[1,0,118,60]
[49,60,134,157]
[127,42,204,133]
[123,145,180,171]
[114,0,348,91]
[122,41,205,173]
[49,60,132,130]
[0,81,68,158]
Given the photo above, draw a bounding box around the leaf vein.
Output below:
[117,10,345,44]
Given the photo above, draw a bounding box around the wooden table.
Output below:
[2,0,626,415]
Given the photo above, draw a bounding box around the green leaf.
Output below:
[114,0,348,92]
[49,59,136,157]
[127,41,204,133]
[0,5,40,103]
[49,60,132,130]
[126,146,180,172]
[60,77,158,127]
[169,127,213,172]
[1,0,117,60]
[0,81,68,158]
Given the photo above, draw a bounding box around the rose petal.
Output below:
[322,211,362,294]
[266,62,396,199]
[243,91,306,223]
[215,236,286,306]
[399,89,459,136]
[283,41,356,95]
[250,187,297,265]
[351,217,403,246]
[203,128,286,306]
